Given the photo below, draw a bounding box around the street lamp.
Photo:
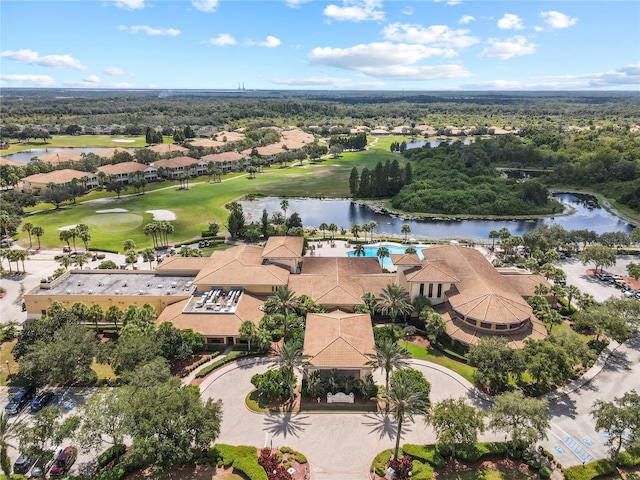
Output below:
[5,360,10,376]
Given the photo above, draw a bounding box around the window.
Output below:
[419,283,424,296]
[496,324,507,330]
[428,284,433,297]
[437,284,442,298]
[480,322,491,329]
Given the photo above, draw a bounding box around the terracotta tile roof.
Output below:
[500,273,550,298]
[201,151,245,162]
[97,162,149,175]
[263,236,304,259]
[405,259,460,284]
[147,144,189,154]
[438,304,547,349]
[36,151,82,164]
[189,139,224,148]
[390,253,422,266]
[194,245,289,287]
[94,148,135,159]
[0,157,24,167]
[289,257,395,308]
[255,144,285,156]
[425,246,533,325]
[303,310,375,369]
[21,169,90,185]
[156,293,263,337]
[152,156,200,169]
[156,256,209,274]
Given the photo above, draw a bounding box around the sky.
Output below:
[1,0,639,91]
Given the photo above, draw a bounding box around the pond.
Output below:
[239,193,634,242]
[3,148,102,163]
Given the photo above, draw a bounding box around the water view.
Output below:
[240,193,634,241]
[4,148,102,163]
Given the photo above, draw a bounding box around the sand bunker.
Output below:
[146,210,176,221]
[58,224,77,231]
[112,139,135,143]
[96,208,129,213]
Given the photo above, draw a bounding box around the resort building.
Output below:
[24,238,548,350]
[152,156,203,178]
[19,169,98,193]
[35,151,83,165]
[200,151,248,173]
[97,162,158,183]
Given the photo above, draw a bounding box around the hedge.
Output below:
[194,351,258,378]
[180,352,220,378]
[539,466,552,479]
[563,459,616,480]
[232,456,268,480]
[98,444,127,469]
[371,449,395,475]
[92,464,127,480]
[617,451,640,468]
[208,444,258,467]
[402,444,445,468]
[411,460,434,480]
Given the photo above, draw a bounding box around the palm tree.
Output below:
[125,249,138,268]
[565,284,581,309]
[22,222,33,248]
[387,373,430,460]
[87,304,105,329]
[367,338,410,401]
[16,249,28,273]
[368,221,378,243]
[280,199,289,220]
[123,239,136,252]
[376,246,390,268]
[354,244,365,257]
[59,229,73,250]
[276,341,305,402]
[140,247,156,270]
[239,320,258,351]
[488,229,500,249]
[32,226,44,250]
[328,223,338,240]
[58,255,73,271]
[405,246,417,254]
[362,292,379,317]
[271,286,297,320]
[401,223,411,243]
[75,223,91,251]
[105,305,123,329]
[318,222,328,240]
[0,211,10,239]
[351,224,361,241]
[379,284,413,324]
[361,223,371,243]
[0,412,21,476]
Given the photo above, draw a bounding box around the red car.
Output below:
[49,446,77,476]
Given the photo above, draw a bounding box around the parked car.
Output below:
[30,447,60,479]
[198,240,210,248]
[49,446,77,476]
[13,453,34,474]
[624,289,640,297]
[5,386,36,415]
[31,391,55,413]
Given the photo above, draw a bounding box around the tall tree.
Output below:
[22,222,33,248]
[490,391,550,451]
[426,397,486,458]
[401,223,411,243]
[0,413,21,477]
[466,337,523,394]
[387,369,431,461]
[579,245,616,274]
[276,341,305,401]
[376,246,390,269]
[32,226,44,249]
[367,338,410,405]
[591,390,640,464]
[378,284,413,324]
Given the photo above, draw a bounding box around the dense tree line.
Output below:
[328,132,367,151]
[349,159,412,198]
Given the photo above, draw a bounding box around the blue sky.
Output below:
[1,0,638,90]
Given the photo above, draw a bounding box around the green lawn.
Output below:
[3,135,149,155]
[405,342,476,383]
[15,136,412,252]
[436,468,537,479]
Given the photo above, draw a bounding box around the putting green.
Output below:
[83,213,144,233]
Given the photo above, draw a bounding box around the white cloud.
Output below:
[208,33,236,46]
[323,0,385,22]
[539,11,577,30]
[433,0,461,5]
[459,15,475,25]
[271,76,352,86]
[0,74,56,87]
[284,0,312,6]
[258,36,281,48]
[113,0,145,9]
[309,42,446,69]
[63,79,136,88]
[497,13,524,30]
[0,49,87,70]
[477,36,538,60]
[402,6,414,15]
[308,42,472,80]
[192,0,219,13]
[382,23,479,49]
[118,25,181,36]
[83,75,101,84]
[103,66,125,76]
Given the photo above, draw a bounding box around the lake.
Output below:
[239,193,634,241]
[4,148,102,163]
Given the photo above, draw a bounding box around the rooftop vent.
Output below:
[115,290,121,295]
[138,290,144,295]
[65,290,72,295]
[147,281,152,287]
[122,282,128,287]
[87,290,94,294]
[97,281,103,287]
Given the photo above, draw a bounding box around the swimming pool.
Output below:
[347,244,425,268]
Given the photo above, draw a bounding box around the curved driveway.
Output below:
[200,358,501,480]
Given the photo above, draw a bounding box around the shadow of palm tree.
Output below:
[361,412,404,441]
[262,411,311,439]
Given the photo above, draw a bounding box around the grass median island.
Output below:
[404,342,476,384]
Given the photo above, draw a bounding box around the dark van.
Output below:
[5,386,36,415]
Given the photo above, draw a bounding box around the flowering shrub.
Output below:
[387,455,413,480]
[258,448,292,480]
